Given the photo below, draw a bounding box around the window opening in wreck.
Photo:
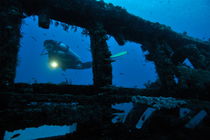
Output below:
[15,16,158,88]
[107,37,158,88]
[15,16,93,85]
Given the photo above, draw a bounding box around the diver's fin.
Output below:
[110,51,128,58]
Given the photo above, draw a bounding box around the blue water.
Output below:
[9,0,210,139]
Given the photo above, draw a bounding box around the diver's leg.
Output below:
[63,62,92,69]
[80,62,92,69]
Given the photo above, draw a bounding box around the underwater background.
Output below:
[4,0,210,139]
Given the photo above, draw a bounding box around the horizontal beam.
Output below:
[1,91,210,131]
[1,83,210,100]
[19,0,210,50]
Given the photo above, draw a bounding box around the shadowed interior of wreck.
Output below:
[1,0,210,139]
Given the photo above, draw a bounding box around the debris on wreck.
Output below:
[132,96,187,110]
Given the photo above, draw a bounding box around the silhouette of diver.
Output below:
[43,40,92,70]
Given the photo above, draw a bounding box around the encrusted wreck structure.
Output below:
[1,0,210,139]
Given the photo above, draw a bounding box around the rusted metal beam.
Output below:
[0,99,114,131]
[89,23,112,87]
[0,128,5,140]
[0,1,23,86]
[18,0,210,66]
[1,83,210,100]
[143,42,177,88]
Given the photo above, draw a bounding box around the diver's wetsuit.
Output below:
[44,40,92,70]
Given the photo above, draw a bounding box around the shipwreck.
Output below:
[1,0,210,139]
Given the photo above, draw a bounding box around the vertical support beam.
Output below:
[143,42,176,89]
[0,128,5,140]
[89,23,112,87]
[0,1,22,86]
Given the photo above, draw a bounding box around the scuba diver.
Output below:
[43,40,92,70]
[43,39,128,70]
